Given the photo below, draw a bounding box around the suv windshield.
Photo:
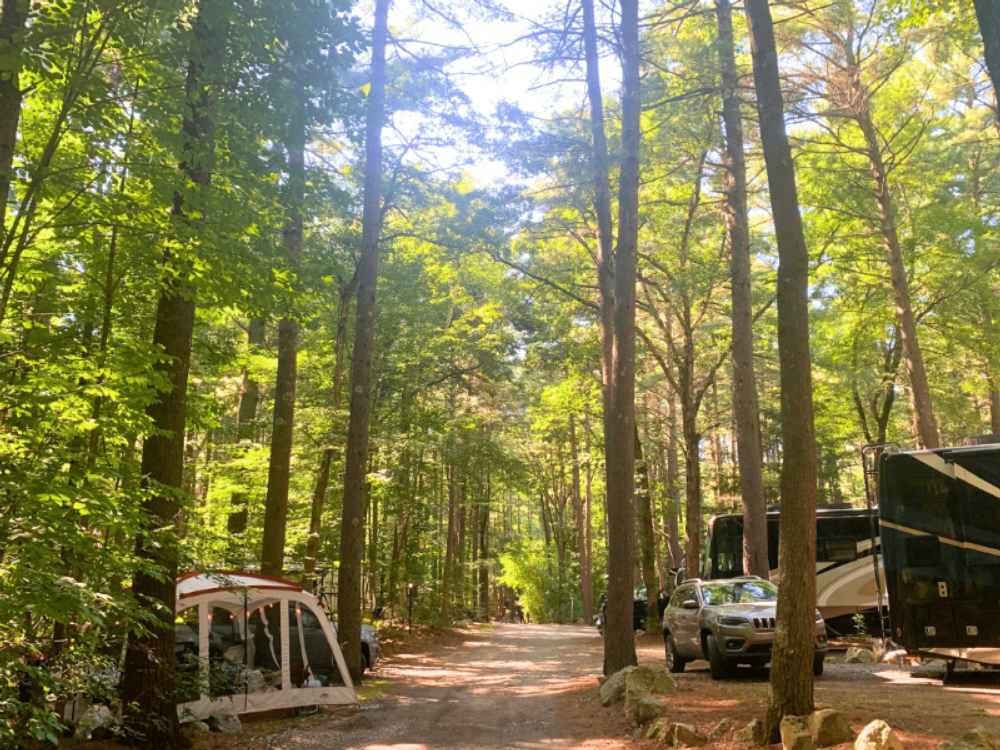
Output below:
[700,581,778,605]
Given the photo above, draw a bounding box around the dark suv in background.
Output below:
[661,577,828,679]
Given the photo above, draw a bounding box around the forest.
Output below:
[0,0,997,745]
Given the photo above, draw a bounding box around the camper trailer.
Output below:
[877,441,1000,667]
[700,507,882,633]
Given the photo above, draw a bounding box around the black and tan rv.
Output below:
[878,440,1000,667]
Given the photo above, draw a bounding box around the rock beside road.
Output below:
[844,647,878,664]
[600,666,636,706]
[636,697,665,725]
[855,720,904,750]
[624,664,677,708]
[736,719,764,747]
[936,727,1000,750]
[782,709,854,750]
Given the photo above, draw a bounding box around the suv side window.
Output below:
[670,585,693,608]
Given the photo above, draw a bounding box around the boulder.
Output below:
[844,647,878,664]
[636,697,665,725]
[657,722,677,744]
[624,664,677,708]
[210,705,242,734]
[781,715,816,750]
[935,727,1000,750]
[855,721,904,750]
[185,721,211,737]
[736,719,764,747]
[452,619,475,629]
[74,704,112,740]
[810,709,854,747]
[647,718,671,740]
[672,723,708,748]
[600,666,636,707]
[711,718,733,740]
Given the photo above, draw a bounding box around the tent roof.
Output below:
[176,570,303,602]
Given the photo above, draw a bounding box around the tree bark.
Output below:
[260,98,305,577]
[228,317,265,552]
[441,462,458,617]
[715,0,769,579]
[304,448,334,577]
[581,0,617,452]
[0,0,25,243]
[603,0,640,676]
[971,0,1000,101]
[337,0,390,685]
[743,0,819,736]
[569,413,592,620]
[635,422,660,633]
[121,6,221,746]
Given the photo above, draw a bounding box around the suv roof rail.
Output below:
[680,578,702,583]
[732,575,763,581]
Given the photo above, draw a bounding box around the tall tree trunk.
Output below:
[260,98,305,577]
[228,317,265,556]
[569,413,591,619]
[635,422,659,633]
[970,0,1000,100]
[716,0,768,579]
[0,0,26,244]
[851,94,939,449]
[581,0,616,452]
[121,7,220,746]
[582,413,595,620]
[663,389,684,572]
[440,462,458,617]
[369,480,379,614]
[681,389,702,579]
[744,0,819,736]
[603,0,640,676]
[338,0,390,685]
[304,448,334,577]
[479,484,490,619]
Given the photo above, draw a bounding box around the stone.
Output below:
[936,727,1000,750]
[623,664,677,708]
[210,705,242,734]
[452,619,475,629]
[855,720,904,750]
[635,697,665,725]
[185,721,211,737]
[711,718,733,740]
[810,709,854,747]
[736,719,764,747]
[647,718,670,740]
[74,704,112,740]
[672,723,708,748]
[844,647,877,664]
[781,715,816,750]
[599,666,636,707]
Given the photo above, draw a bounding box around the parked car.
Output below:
[661,576,828,679]
[332,622,381,672]
[598,587,671,634]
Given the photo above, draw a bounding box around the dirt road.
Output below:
[256,623,629,750]
[185,624,1000,750]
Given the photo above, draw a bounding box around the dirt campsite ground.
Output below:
[85,623,1000,750]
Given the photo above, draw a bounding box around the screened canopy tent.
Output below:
[175,571,356,720]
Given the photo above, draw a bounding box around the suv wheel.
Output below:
[665,635,687,673]
[706,634,730,680]
[813,656,824,677]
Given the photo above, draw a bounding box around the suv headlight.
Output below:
[815,611,823,621]
[717,615,749,626]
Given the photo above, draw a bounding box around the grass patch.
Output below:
[357,677,389,702]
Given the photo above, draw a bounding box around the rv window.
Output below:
[906,535,941,567]
[819,537,858,563]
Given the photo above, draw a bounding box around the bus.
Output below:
[700,506,882,634]
[878,441,1000,667]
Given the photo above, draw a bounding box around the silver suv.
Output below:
[661,577,828,679]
